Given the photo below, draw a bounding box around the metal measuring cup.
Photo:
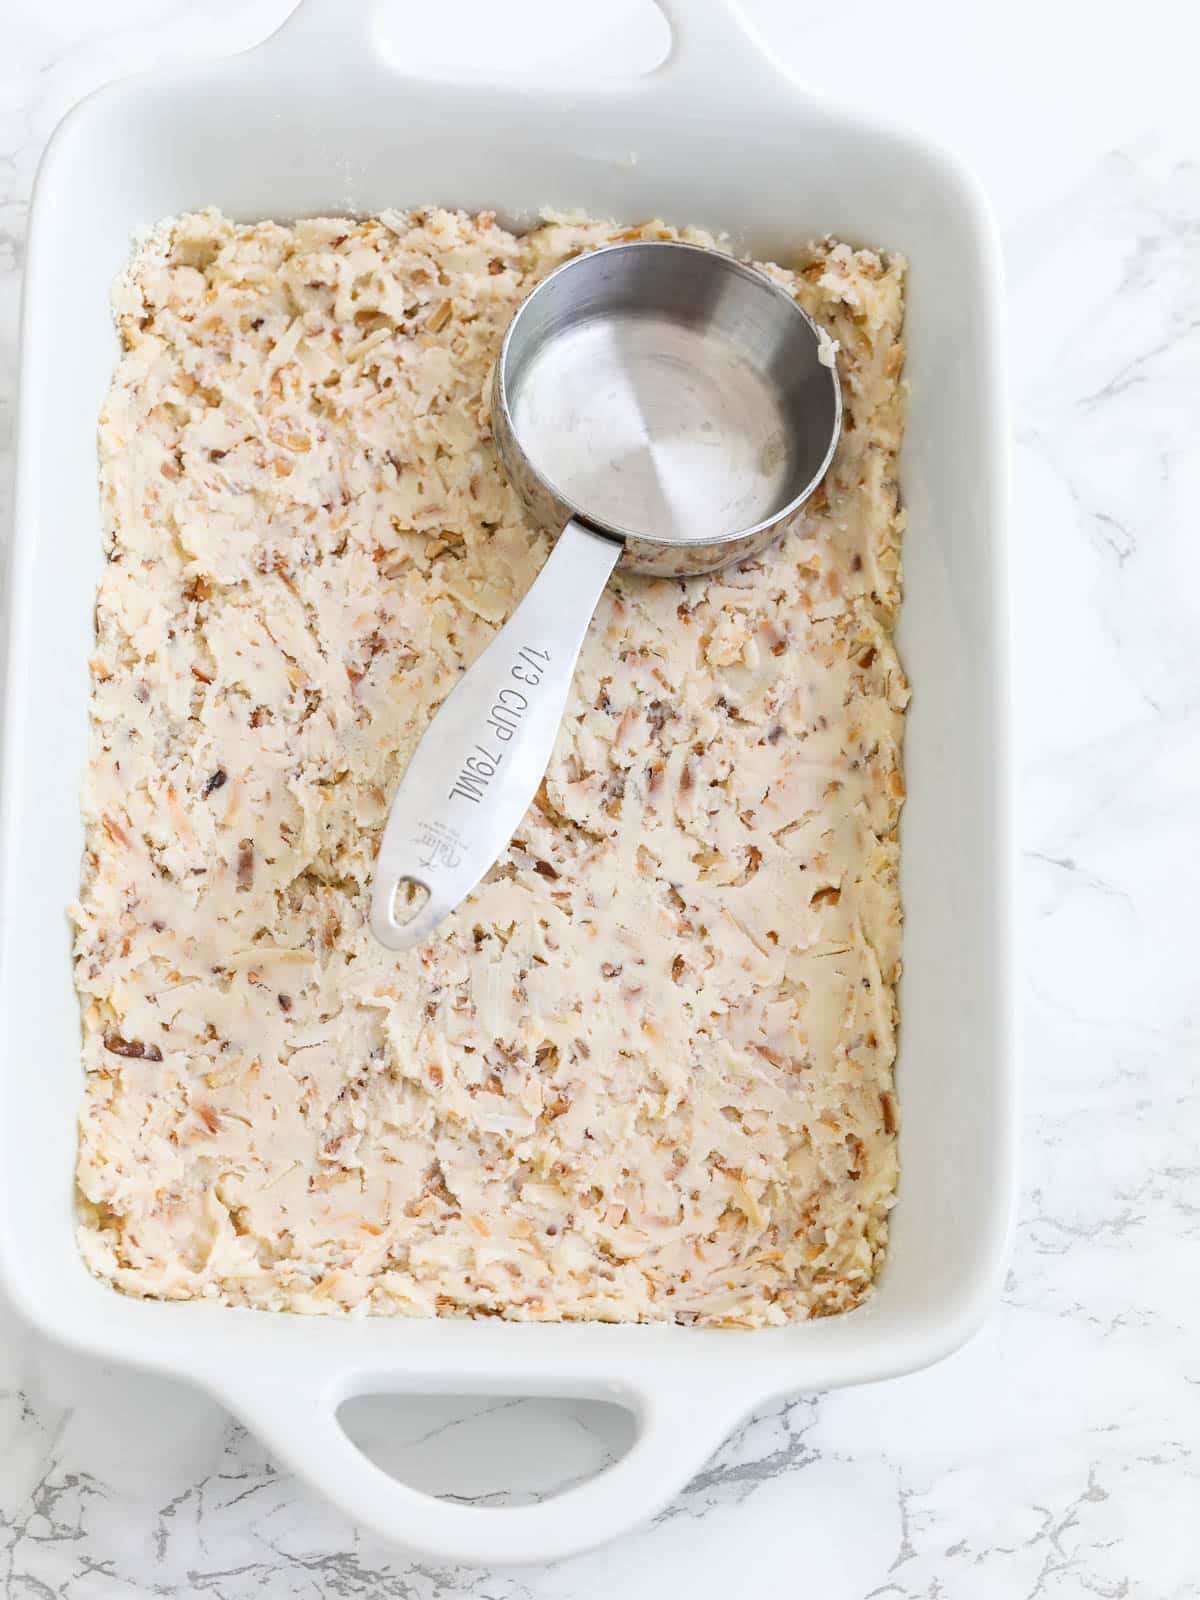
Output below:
[370,240,842,950]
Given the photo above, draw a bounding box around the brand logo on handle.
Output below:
[413,818,464,871]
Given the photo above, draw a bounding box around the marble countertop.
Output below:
[2,2,1197,1595]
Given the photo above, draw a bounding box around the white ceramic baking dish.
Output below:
[0,0,1014,1566]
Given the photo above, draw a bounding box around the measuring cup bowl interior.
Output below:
[495,240,841,576]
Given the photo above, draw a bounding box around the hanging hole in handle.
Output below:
[337,1393,638,1507]
[374,0,670,83]
[387,876,431,929]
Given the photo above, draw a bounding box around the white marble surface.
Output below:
[2,2,1198,1594]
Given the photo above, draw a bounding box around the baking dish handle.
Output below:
[262,0,792,95]
[653,0,795,95]
[226,1375,751,1565]
[258,0,388,74]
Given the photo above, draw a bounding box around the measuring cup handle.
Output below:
[370,520,621,950]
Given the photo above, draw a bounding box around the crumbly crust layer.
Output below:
[74,208,907,1326]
